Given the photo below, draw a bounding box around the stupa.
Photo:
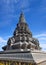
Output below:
[2,13,41,51]
[0,12,46,65]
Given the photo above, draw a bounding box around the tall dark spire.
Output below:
[2,12,41,51]
[19,12,26,23]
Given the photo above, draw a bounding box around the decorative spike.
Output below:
[19,12,26,23]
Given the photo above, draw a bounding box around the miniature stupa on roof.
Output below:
[2,12,41,51]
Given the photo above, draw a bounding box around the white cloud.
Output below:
[34,33,46,38]
[38,37,46,41]
[33,33,46,51]
[40,43,46,51]
[0,37,7,51]
[34,33,46,41]
[0,37,7,43]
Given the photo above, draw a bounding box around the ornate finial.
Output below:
[19,12,26,23]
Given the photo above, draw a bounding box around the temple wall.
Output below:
[0,61,46,65]
[0,61,35,65]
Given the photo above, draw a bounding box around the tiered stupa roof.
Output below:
[2,12,41,51]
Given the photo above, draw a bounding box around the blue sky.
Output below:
[0,0,46,51]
